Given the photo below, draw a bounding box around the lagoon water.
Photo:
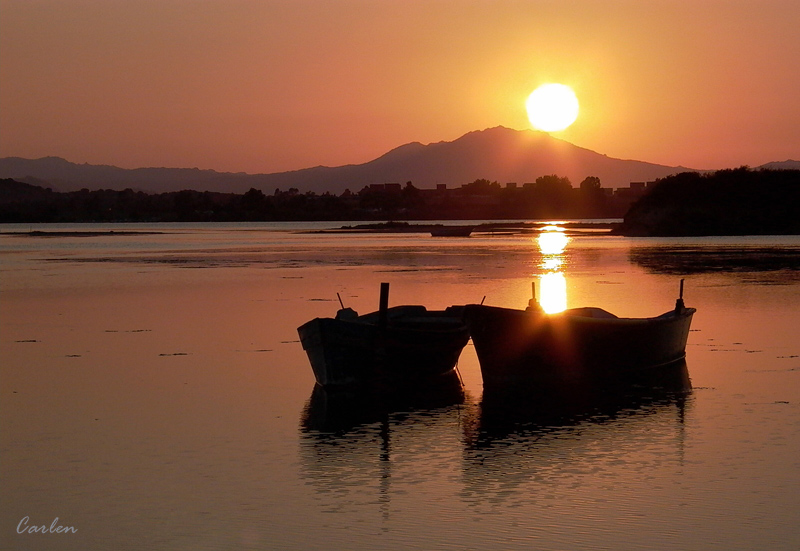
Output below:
[2,222,800,550]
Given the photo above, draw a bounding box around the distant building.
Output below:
[365,183,401,193]
[629,182,646,194]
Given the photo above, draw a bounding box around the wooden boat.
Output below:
[463,281,696,389]
[430,225,473,237]
[298,283,470,388]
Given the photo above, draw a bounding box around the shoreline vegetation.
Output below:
[3,222,616,238]
[1,168,798,236]
[310,221,619,235]
[8,230,168,237]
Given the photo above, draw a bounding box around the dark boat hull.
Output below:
[430,226,474,237]
[464,304,696,388]
[298,306,470,388]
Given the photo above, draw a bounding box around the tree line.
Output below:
[7,168,795,228]
[620,167,800,236]
[0,175,618,223]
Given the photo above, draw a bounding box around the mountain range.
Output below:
[1,126,796,195]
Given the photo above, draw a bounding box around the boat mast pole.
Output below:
[527,281,543,312]
[675,279,685,312]
[379,282,390,327]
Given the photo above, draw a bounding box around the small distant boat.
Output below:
[430,225,473,237]
[298,283,470,388]
[463,281,696,389]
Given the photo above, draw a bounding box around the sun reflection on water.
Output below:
[537,227,570,255]
[536,226,570,313]
[539,272,567,314]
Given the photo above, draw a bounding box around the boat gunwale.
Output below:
[464,304,696,326]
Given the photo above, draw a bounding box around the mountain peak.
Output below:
[2,130,697,194]
[758,159,800,170]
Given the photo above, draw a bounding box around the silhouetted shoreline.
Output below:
[619,168,800,236]
[9,230,167,237]
[308,221,619,235]
[2,168,798,236]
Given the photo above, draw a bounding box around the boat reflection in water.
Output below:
[470,359,691,440]
[298,363,691,514]
[298,372,467,520]
[300,370,466,434]
[462,361,692,503]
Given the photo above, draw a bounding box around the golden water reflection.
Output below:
[539,271,567,313]
[537,227,569,255]
[541,256,563,272]
[536,227,570,313]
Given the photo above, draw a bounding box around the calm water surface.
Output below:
[2,223,799,550]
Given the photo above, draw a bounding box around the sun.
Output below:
[526,83,579,132]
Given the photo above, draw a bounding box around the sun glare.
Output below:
[526,83,579,132]
[537,229,570,255]
[539,272,567,314]
[537,226,570,314]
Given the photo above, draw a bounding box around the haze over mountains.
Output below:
[1,127,794,196]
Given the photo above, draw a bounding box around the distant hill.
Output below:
[756,159,800,171]
[1,127,704,194]
[0,178,55,203]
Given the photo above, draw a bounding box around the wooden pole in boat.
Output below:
[528,281,542,311]
[379,282,390,327]
[336,292,345,309]
[675,278,685,312]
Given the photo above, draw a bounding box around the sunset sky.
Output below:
[1,0,798,175]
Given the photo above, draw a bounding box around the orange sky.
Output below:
[1,1,798,175]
